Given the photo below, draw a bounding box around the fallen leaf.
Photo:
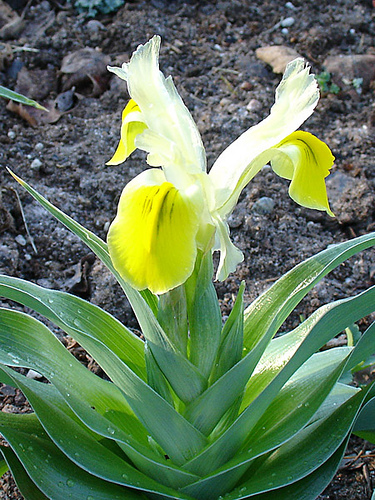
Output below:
[255,45,302,73]
[60,47,111,96]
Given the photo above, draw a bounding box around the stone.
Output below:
[323,54,375,91]
[252,196,275,215]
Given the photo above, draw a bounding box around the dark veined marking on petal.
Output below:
[156,187,178,235]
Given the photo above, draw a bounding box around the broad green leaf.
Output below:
[0,308,208,466]
[0,445,49,500]
[1,366,192,498]
[245,438,349,500]
[0,85,48,111]
[243,232,375,352]
[222,389,365,499]
[0,274,146,380]
[181,352,353,499]
[186,253,222,380]
[157,285,188,355]
[0,413,144,499]
[183,286,375,476]
[344,321,375,373]
[0,456,8,477]
[353,396,375,444]
[210,281,245,384]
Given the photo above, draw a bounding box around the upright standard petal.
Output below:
[107,170,202,294]
[270,131,335,216]
[209,58,319,210]
[109,36,206,175]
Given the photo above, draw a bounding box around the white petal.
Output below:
[209,58,319,211]
[213,215,244,281]
[124,36,206,175]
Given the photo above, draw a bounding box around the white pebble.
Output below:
[281,28,289,35]
[7,130,16,139]
[280,17,295,27]
[31,158,42,170]
[285,1,296,9]
[35,142,44,151]
[15,234,27,246]
[26,369,43,380]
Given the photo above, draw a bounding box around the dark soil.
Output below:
[0,0,375,498]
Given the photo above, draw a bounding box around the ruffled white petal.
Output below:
[209,58,319,211]
[120,36,206,176]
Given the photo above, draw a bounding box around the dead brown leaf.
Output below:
[255,45,303,74]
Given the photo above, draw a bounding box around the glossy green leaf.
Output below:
[0,274,145,379]
[0,445,49,500]
[222,389,365,499]
[243,232,375,352]
[181,352,354,499]
[185,253,222,380]
[0,365,192,498]
[183,286,375,476]
[8,173,207,403]
[353,395,375,444]
[210,281,245,383]
[0,308,208,467]
[0,85,48,111]
[0,413,144,499]
[246,438,349,500]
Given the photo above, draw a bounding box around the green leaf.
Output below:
[0,85,48,111]
[0,308,208,467]
[243,232,375,352]
[183,286,375,477]
[0,413,145,499]
[0,365,192,498]
[244,438,349,500]
[181,352,354,499]
[0,445,49,500]
[210,281,245,383]
[0,456,8,477]
[185,253,222,380]
[157,285,188,356]
[353,395,375,444]
[0,274,146,380]
[222,389,365,499]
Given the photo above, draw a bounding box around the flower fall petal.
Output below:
[106,99,147,165]
[107,171,201,294]
[271,131,335,216]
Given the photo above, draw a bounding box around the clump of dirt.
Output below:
[0,0,375,498]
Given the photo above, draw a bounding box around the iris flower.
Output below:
[107,36,334,295]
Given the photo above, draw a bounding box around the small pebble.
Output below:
[35,142,44,151]
[240,81,253,91]
[281,28,289,35]
[26,369,43,380]
[87,20,105,33]
[252,197,275,215]
[25,253,32,261]
[31,158,42,170]
[15,234,27,246]
[7,130,16,139]
[247,99,262,112]
[280,17,295,28]
[285,1,296,9]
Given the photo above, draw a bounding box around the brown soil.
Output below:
[0,0,375,498]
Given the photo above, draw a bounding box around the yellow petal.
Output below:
[107,176,201,294]
[210,58,319,209]
[271,131,335,216]
[106,99,147,165]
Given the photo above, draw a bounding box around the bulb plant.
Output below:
[0,36,374,500]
